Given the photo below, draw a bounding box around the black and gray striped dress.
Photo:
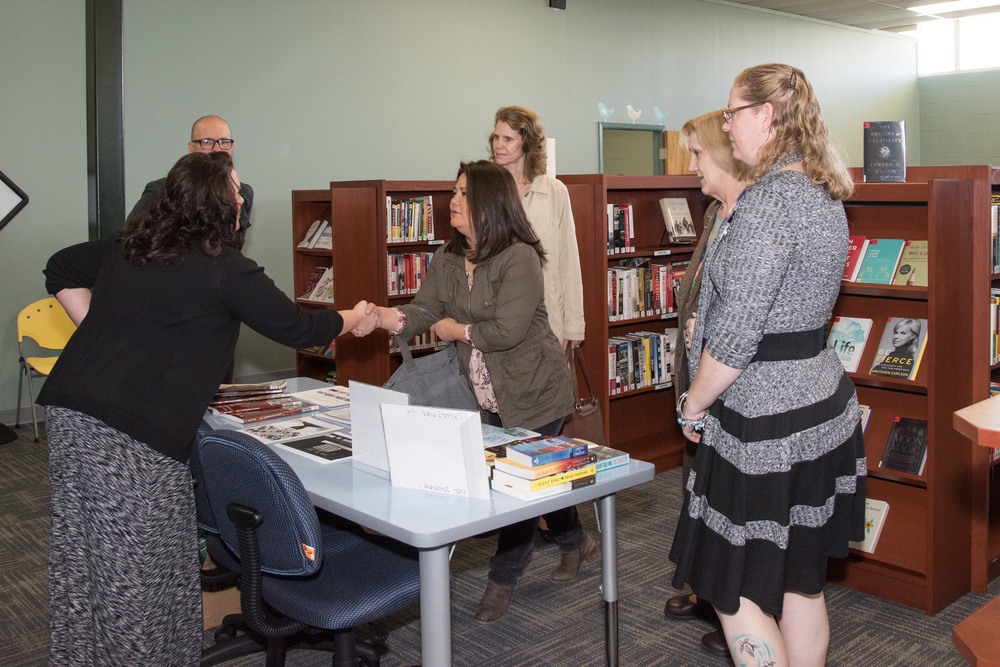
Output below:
[669,156,867,617]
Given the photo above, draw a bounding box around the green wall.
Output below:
[1,0,918,419]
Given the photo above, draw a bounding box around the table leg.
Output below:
[419,544,452,667]
[600,493,618,667]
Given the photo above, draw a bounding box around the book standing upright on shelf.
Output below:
[827,316,873,373]
[879,417,928,475]
[842,235,869,282]
[892,240,928,286]
[854,239,906,284]
[297,219,329,248]
[307,268,335,303]
[869,316,928,381]
[863,120,906,183]
[849,498,890,553]
[659,198,697,244]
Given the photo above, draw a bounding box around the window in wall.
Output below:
[904,13,1000,74]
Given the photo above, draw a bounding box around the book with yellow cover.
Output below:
[891,240,928,286]
[491,463,597,493]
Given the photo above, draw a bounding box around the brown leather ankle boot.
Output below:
[475,580,514,623]
[550,532,600,583]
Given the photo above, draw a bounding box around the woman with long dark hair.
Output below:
[39,151,375,665]
[365,160,594,623]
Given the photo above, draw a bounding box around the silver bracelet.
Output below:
[676,391,706,433]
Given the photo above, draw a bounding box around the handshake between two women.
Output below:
[347,301,467,344]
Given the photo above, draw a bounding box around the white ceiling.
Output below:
[719,0,1000,31]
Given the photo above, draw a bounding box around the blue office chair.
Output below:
[194,428,421,667]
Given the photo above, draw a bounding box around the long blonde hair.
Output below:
[733,63,853,201]
[680,109,751,182]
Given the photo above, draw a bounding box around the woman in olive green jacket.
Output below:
[368,160,596,623]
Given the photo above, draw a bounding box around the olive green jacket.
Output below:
[398,242,573,431]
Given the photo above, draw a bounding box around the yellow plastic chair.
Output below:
[16,297,76,442]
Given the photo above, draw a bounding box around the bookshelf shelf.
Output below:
[560,174,713,470]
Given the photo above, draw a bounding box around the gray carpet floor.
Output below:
[0,423,993,666]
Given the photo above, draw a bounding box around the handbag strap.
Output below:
[567,347,596,404]
[395,336,418,370]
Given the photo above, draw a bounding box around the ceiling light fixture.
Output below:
[549,0,566,9]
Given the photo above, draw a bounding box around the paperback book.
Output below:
[826,316,874,373]
[863,121,906,183]
[210,396,321,424]
[891,240,928,287]
[298,266,330,300]
[490,472,595,502]
[586,444,631,472]
[491,463,597,493]
[505,436,589,467]
[848,498,890,553]
[297,219,330,249]
[493,452,596,480]
[879,417,928,475]
[659,197,697,244]
[855,239,905,284]
[868,317,928,381]
[306,267,335,303]
[859,404,872,434]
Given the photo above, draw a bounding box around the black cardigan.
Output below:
[38,238,343,462]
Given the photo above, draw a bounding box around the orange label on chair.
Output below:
[302,544,316,561]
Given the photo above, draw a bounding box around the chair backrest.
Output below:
[17,297,76,350]
[189,421,218,533]
[197,429,324,577]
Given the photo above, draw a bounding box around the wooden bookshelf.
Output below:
[291,181,454,387]
[559,174,713,471]
[825,168,996,615]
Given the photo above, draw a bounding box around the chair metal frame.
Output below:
[15,297,76,442]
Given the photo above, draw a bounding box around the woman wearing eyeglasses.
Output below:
[668,64,866,666]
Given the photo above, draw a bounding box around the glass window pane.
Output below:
[959,13,1000,70]
[917,19,956,75]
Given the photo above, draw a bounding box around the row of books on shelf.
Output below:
[991,194,1000,273]
[989,288,1000,365]
[297,266,335,303]
[605,197,698,255]
[297,219,333,250]
[608,259,682,321]
[387,195,435,242]
[826,315,928,381]
[842,237,927,286]
[388,252,434,296]
[388,330,442,353]
[608,329,677,395]
[490,435,630,501]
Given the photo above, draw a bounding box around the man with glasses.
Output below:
[126,115,254,232]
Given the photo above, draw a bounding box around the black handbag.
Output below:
[383,336,478,411]
[561,347,606,445]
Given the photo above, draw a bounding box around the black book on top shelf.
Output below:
[879,416,928,475]
[863,121,906,183]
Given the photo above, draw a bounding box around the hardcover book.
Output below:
[659,198,697,244]
[855,239,905,284]
[891,240,928,286]
[504,436,589,467]
[307,268,335,303]
[826,316,874,373]
[842,235,869,282]
[869,317,928,381]
[298,266,329,300]
[863,121,906,183]
[879,417,928,475]
[848,498,890,553]
[297,219,328,248]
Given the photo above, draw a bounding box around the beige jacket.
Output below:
[522,175,586,343]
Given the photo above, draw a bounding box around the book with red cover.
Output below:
[842,235,869,282]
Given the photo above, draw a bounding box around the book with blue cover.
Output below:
[855,239,906,285]
[505,436,589,467]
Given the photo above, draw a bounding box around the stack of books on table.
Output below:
[208,381,322,424]
[490,437,631,502]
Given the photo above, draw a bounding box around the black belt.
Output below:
[750,327,826,363]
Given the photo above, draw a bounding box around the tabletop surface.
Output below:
[206,377,656,548]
